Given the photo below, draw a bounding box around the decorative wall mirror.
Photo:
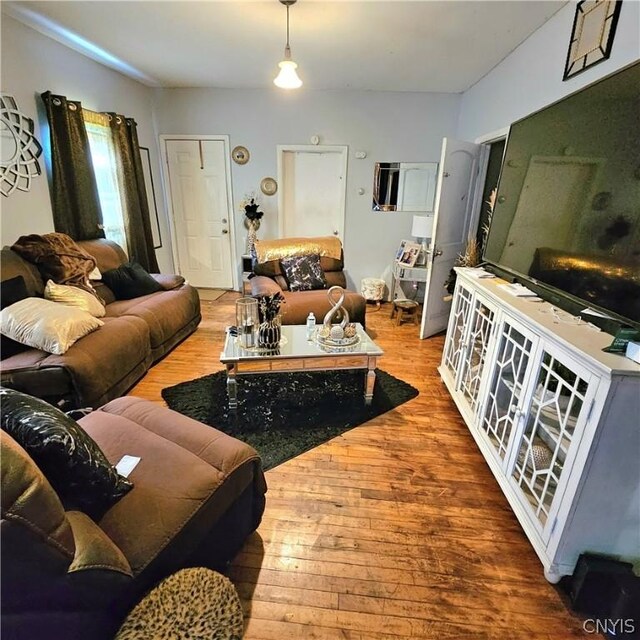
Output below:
[0,94,43,197]
[372,162,438,212]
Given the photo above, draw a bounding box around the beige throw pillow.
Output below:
[44,280,106,317]
[0,298,103,355]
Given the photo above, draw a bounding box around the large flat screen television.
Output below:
[484,62,640,330]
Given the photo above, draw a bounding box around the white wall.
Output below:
[155,88,460,290]
[457,0,640,141]
[0,16,174,272]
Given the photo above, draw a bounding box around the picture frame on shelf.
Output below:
[396,240,421,268]
[563,0,623,81]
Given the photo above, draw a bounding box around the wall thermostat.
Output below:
[310,135,320,145]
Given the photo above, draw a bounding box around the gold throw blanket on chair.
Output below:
[254,236,342,264]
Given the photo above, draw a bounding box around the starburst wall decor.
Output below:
[1,94,43,197]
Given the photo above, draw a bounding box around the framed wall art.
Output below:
[1,94,43,197]
[563,0,623,81]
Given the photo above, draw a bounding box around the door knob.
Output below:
[222,218,228,224]
[222,229,228,234]
[333,231,339,236]
[433,249,443,257]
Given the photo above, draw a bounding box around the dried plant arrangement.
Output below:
[444,188,497,296]
[256,293,284,323]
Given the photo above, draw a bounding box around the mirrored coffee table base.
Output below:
[220,324,383,412]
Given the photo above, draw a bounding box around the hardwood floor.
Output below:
[131,293,594,639]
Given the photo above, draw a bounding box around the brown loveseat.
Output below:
[250,236,366,326]
[1,396,267,640]
[1,239,200,409]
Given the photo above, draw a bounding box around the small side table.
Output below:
[390,299,420,326]
[390,261,428,301]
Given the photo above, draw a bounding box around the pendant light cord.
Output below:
[285,4,291,54]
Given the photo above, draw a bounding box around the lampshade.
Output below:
[411,215,432,239]
[274,57,302,89]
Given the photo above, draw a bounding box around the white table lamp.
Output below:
[411,215,432,266]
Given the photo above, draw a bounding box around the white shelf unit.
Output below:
[390,262,428,302]
[439,268,640,582]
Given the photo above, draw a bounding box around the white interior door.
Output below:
[278,146,347,239]
[420,138,481,339]
[165,139,234,289]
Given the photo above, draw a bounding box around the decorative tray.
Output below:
[315,333,360,348]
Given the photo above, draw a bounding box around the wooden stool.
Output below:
[390,299,420,326]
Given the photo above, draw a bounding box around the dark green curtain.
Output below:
[108,114,159,272]
[40,91,105,240]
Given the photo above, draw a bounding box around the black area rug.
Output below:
[161,369,418,470]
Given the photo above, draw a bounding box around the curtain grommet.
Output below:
[52,98,62,106]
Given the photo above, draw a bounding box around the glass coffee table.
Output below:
[220,323,383,411]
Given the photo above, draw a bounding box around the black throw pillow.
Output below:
[280,254,327,292]
[102,262,162,300]
[0,388,133,516]
[1,276,30,359]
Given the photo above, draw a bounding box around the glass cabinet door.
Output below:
[441,283,474,381]
[479,319,536,464]
[510,350,592,537]
[457,296,496,418]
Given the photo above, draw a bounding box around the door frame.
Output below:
[467,127,510,246]
[159,134,238,291]
[276,144,348,239]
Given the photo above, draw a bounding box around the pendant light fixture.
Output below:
[274,0,303,89]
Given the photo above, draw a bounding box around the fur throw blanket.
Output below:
[12,233,100,298]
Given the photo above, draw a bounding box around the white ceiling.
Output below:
[5,0,567,93]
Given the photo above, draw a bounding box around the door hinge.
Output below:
[586,398,595,424]
[550,517,558,536]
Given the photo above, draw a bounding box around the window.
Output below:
[83,111,128,254]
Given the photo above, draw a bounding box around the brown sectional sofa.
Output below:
[250,236,367,326]
[0,239,200,409]
[1,396,267,640]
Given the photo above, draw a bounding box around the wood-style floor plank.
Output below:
[130,294,595,639]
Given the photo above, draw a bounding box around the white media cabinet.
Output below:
[440,268,640,582]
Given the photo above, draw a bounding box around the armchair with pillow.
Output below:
[1,389,267,640]
[250,236,366,326]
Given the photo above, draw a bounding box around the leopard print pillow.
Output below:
[116,568,244,640]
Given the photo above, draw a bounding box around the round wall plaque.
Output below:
[260,177,278,196]
[231,145,250,165]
